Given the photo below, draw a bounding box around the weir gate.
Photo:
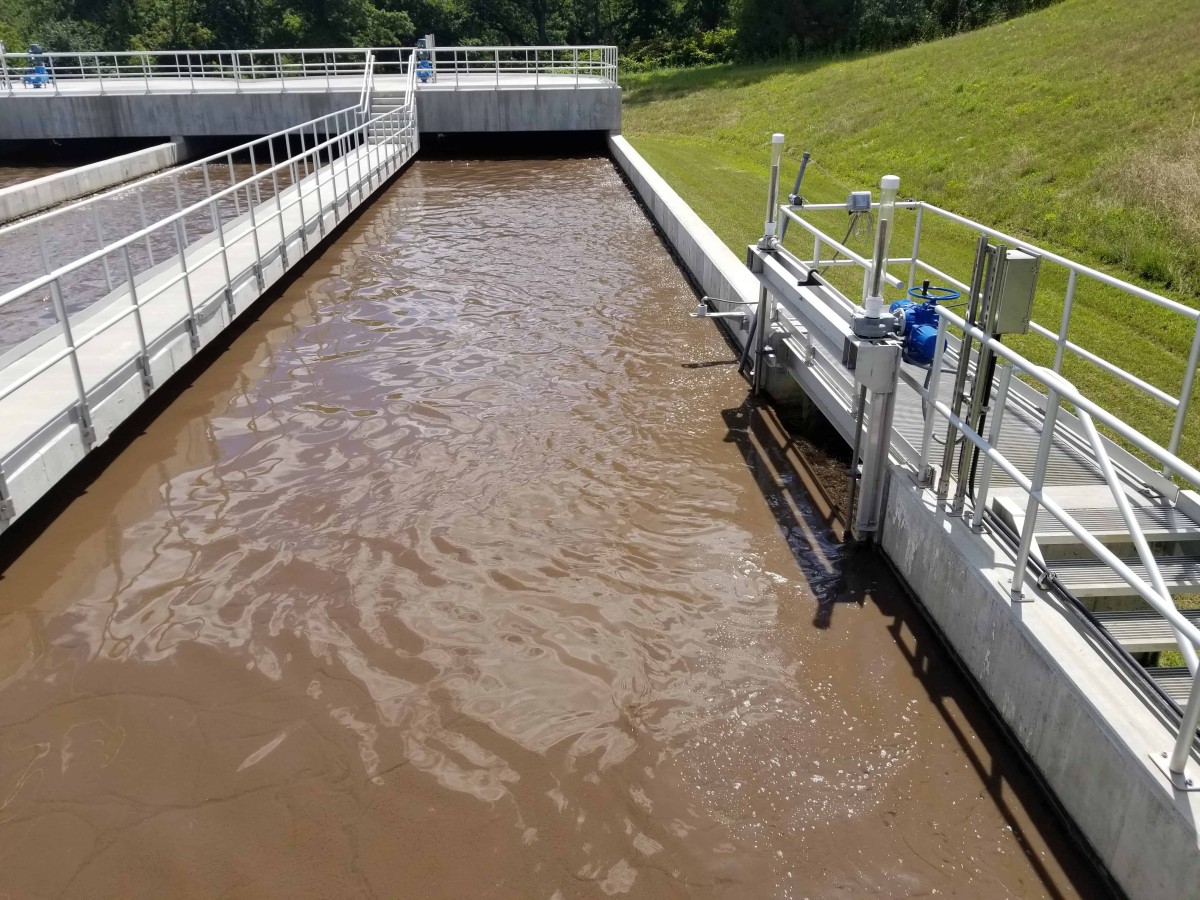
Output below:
[0,42,1198,899]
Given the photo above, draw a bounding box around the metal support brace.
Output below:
[846,338,902,540]
[0,468,16,524]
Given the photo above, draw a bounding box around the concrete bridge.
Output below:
[0,45,622,141]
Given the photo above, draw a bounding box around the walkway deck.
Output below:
[0,126,417,523]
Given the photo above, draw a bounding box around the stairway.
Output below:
[991,485,1200,704]
[367,91,408,144]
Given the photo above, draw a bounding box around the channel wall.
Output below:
[0,143,176,223]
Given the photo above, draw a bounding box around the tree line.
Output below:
[0,0,1056,69]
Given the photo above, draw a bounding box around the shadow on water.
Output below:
[720,390,1121,899]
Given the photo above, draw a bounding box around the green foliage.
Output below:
[8,0,1061,66]
[623,0,1200,464]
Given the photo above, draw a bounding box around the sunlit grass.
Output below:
[622,0,1200,468]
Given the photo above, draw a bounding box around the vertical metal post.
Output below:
[49,278,95,445]
[91,204,114,293]
[0,42,9,96]
[1166,319,1200,476]
[907,205,924,293]
[95,53,104,95]
[937,236,990,506]
[173,218,199,350]
[1053,269,1077,373]
[312,122,327,237]
[120,244,153,391]
[227,152,241,216]
[1169,672,1200,781]
[268,138,288,267]
[210,197,236,316]
[1010,388,1061,601]
[243,160,265,291]
[970,361,1013,531]
[172,170,189,245]
[136,189,155,267]
[324,52,331,92]
[142,53,150,93]
[917,313,950,486]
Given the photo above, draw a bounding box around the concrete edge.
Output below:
[0,143,177,223]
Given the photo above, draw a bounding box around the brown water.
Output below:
[0,165,69,191]
[0,157,1109,898]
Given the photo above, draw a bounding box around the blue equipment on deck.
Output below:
[890,282,959,367]
[22,64,49,88]
[416,59,433,83]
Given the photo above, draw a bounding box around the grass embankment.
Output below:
[622,0,1200,468]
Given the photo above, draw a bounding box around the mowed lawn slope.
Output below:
[622,0,1200,466]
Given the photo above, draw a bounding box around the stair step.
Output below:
[1147,666,1194,705]
[1031,504,1200,545]
[1093,609,1200,652]
[1051,554,1200,597]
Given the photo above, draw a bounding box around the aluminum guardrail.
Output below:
[775,192,1200,780]
[0,52,419,526]
[0,43,618,95]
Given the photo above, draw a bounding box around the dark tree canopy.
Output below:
[0,0,1058,68]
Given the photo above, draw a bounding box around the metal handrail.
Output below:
[358,50,375,115]
[1,44,618,96]
[0,100,413,313]
[782,196,1200,473]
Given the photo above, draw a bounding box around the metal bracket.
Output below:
[186,316,201,352]
[224,286,236,317]
[138,355,155,392]
[1150,752,1200,791]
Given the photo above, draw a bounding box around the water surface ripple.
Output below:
[0,157,1106,898]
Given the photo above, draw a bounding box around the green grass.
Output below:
[621,0,1200,469]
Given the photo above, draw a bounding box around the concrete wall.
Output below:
[0,87,621,141]
[881,473,1200,900]
[0,92,359,141]
[416,86,621,133]
[607,130,1200,900]
[0,143,177,223]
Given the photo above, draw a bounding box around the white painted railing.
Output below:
[0,54,419,527]
[777,194,1200,778]
[0,44,617,95]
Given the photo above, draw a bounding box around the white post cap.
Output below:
[881,175,900,190]
[771,133,785,144]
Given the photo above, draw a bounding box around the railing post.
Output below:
[268,139,289,268]
[95,53,104,95]
[120,244,154,392]
[1010,387,1061,602]
[136,189,155,267]
[233,51,242,92]
[49,55,59,96]
[907,204,924,292]
[91,204,114,293]
[0,42,9,96]
[49,278,95,446]
[172,218,200,351]
[142,53,150,93]
[227,152,241,216]
[918,314,950,486]
[311,122,327,238]
[1168,671,1200,784]
[1053,269,1076,373]
[970,361,1013,531]
[209,197,236,317]
[1166,318,1200,477]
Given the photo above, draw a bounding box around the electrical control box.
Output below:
[847,191,872,213]
[842,337,900,392]
[991,248,1040,335]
